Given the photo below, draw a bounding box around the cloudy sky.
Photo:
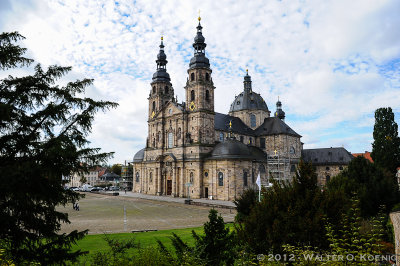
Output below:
[1,0,399,164]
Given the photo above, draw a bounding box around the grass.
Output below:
[71,226,206,255]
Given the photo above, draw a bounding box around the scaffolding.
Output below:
[267,153,292,184]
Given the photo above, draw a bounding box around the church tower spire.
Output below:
[184,16,215,145]
[243,69,252,92]
[148,36,174,121]
[275,97,286,121]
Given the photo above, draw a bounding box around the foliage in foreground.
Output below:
[0,32,117,264]
[236,160,349,254]
[328,156,400,218]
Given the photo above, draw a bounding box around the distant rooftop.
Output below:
[352,151,373,163]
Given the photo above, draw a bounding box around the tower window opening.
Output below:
[260,137,266,149]
[165,86,169,94]
[250,114,256,128]
[152,101,156,112]
[243,171,248,187]
[191,73,195,81]
[219,132,224,142]
[205,90,210,102]
[206,73,210,81]
[218,172,224,186]
[240,136,244,143]
[168,132,173,148]
[191,90,195,101]
[153,86,156,93]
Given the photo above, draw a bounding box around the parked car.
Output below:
[90,187,100,192]
[110,186,120,191]
[72,187,80,191]
[82,184,93,192]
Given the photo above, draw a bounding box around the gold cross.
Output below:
[274,150,277,155]
[229,120,232,129]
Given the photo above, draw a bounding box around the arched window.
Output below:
[249,137,252,145]
[190,172,194,183]
[250,114,256,127]
[191,73,195,81]
[218,172,224,186]
[326,175,330,183]
[153,138,155,147]
[240,136,244,143]
[191,90,195,101]
[219,132,224,142]
[135,172,140,183]
[168,132,173,148]
[205,73,210,81]
[177,128,181,139]
[149,172,152,183]
[243,171,248,186]
[152,101,155,112]
[165,86,169,94]
[152,86,156,93]
[205,90,210,102]
[290,146,295,155]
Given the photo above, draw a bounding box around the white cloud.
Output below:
[1,0,399,163]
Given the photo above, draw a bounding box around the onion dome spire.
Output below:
[274,97,286,120]
[243,69,252,92]
[189,15,210,69]
[152,36,170,82]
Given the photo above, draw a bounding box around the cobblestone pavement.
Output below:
[116,191,236,207]
[59,192,236,235]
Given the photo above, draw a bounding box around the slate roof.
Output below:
[254,117,301,137]
[100,172,120,181]
[133,148,145,162]
[214,112,255,135]
[302,147,354,165]
[229,90,269,112]
[207,138,267,160]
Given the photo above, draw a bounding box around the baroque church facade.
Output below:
[132,18,352,201]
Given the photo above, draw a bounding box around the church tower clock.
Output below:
[184,16,215,145]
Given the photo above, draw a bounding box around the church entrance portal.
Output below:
[167,180,172,195]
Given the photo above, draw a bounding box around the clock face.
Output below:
[189,101,196,111]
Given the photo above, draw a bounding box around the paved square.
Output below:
[59,193,236,234]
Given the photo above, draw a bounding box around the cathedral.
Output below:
[132,17,352,201]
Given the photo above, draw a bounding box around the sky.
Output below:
[1,0,399,165]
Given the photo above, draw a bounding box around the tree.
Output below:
[233,188,258,222]
[371,107,400,173]
[328,156,400,217]
[0,32,118,264]
[192,209,235,265]
[111,163,122,176]
[237,160,347,254]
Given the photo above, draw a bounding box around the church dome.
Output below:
[133,148,145,162]
[229,71,269,113]
[210,138,253,159]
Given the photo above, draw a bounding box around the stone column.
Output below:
[180,167,185,197]
[157,167,162,195]
[172,164,176,197]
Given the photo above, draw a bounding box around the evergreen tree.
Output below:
[237,160,347,254]
[371,107,400,173]
[192,209,235,265]
[0,32,118,264]
[328,156,400,217]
